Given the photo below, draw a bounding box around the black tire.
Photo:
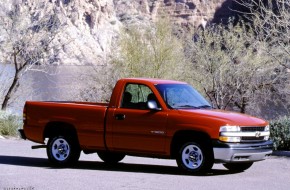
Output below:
[223,162,253,172]
[176,142,214,174]
[97,151,125,164]
[47,135,81,166]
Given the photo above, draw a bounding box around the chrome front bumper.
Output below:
[213,140,273,163]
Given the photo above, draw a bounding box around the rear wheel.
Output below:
[98,151,125,164]
[176,142,213,174]
[47,135,80,166]
[223,162,253,172]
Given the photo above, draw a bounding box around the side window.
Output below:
[121,84,158,109]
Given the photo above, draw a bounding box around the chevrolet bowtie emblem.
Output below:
[255,131,261,138]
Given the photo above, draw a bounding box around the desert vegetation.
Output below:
[110,0,290,118]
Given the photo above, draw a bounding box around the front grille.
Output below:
[241,126,265,132]
[240,126,267,142]
[241,136,265,141]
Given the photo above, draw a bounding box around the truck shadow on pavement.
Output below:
[0,155,242,176]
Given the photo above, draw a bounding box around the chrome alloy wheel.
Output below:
[51,138,70,161]
[181,144,203,169]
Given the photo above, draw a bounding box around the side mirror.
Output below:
[147,100,161,111]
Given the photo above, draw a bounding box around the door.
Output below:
[112,83,168,154]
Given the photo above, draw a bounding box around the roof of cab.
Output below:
[121,78,187,85]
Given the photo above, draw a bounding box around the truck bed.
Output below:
[24,101,108,150]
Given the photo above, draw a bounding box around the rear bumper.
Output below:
[213,140,273,163]
[18,129,26,140]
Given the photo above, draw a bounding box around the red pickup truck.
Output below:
[19,78,273,173]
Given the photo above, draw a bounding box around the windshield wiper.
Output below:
[196,105,212,109]
[173,104,212,109]
[175,105,199,109]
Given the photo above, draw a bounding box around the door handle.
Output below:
[115,114,125,120]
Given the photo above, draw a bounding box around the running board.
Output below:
[31,145,47,149]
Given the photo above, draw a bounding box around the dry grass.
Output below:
[0,111,22,137]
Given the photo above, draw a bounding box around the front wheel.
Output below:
[176,142,213,174]
[47,135,80,166]
[223,162,253,172]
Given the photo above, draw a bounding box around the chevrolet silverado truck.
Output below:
[19,78,273,173]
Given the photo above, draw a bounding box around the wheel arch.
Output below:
[170,130,213,159]
[44,122,79,142]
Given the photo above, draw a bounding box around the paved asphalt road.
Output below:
[1,138,290,190]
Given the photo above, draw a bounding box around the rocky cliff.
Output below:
[24,0,237,65]
[0,0,239,66]
[1,0,238,110]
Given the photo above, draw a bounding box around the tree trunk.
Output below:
[1,71,19,110]
[1,52,20,110]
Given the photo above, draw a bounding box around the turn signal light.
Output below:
[219,136,241,143]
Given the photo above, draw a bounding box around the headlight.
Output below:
[219,125,241,132]
[219,125,241,142]
[264,125,270,140]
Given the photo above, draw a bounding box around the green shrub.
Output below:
[0,110,22,137]
[270,117,290,151]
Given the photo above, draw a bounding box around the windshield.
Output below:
[155,84,211,109]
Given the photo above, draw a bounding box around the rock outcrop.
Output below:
[0,0,238,110]
[52,0,237,65]
[2,0,236,66]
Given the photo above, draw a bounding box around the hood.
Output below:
[177,109,268,126]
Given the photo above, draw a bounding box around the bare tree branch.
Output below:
[0,0,66,110]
